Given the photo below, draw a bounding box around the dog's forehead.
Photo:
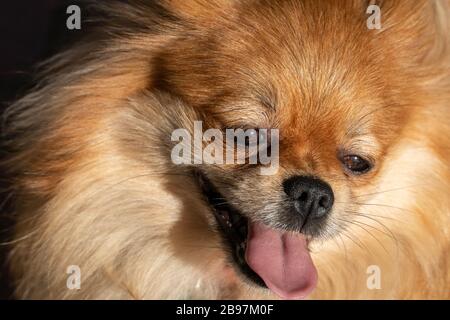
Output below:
[209,17,386,126]
[167,0,409,141]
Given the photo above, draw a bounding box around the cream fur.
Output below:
[2,0,449,299]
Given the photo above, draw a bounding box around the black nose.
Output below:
[283,176,334,220]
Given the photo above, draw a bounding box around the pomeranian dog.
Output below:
[1,0,449,299]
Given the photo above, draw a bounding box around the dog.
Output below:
[1,0,449,299]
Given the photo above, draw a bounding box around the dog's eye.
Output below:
[341,155,372,174]
[234,129,270,149]
[245,129,259,148]
[230,128,271,160]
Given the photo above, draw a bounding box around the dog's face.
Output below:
[155,1,431,298]
[3,0,447,301]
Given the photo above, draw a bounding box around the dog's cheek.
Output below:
[324,179,353,228]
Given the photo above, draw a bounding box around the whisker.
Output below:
[336,233,349,261]
[345,211,401,223]
[327,220,349,260]
[345,211,399,244]
[338,217,389,254]
[339,229,368,253]
[350,185,420,199]
[343,202,415,214]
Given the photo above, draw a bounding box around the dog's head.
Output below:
[3,0,448,300]
[148,0,447,299]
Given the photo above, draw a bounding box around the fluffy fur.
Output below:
[1,0,449,299]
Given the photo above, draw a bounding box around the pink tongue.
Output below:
[245,222,317,299]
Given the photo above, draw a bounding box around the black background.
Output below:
[0,300,447,316]
[0,0,82,300]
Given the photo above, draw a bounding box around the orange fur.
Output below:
[1,0,449,299]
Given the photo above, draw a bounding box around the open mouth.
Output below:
[194,170,266,287]
[194,170,318,300]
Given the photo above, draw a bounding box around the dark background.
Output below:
[0,1,83,299]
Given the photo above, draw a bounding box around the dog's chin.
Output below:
[194,170,318,300]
